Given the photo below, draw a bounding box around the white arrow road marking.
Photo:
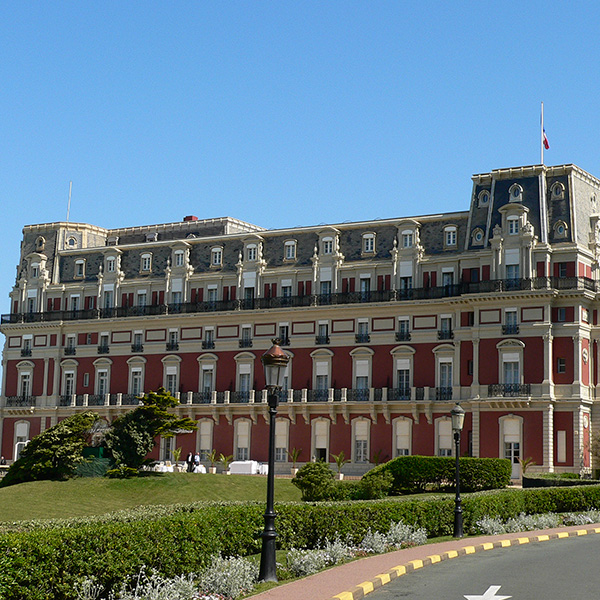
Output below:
[464,585,512,600]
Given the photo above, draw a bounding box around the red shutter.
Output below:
[377,275,384,291]
[423,272,430,288]
[13,300,19,313]
[342,278,348,293]
[305,281,312,295]
[159,291,165,305]
[461,269,471,283]
[271,283,277,297]
[298,281,304,296]
[153,291,159,305]
[349,278,355,292]
[229,286,236,300]
[430,272,437,287]
[566,262,576,277]
[264,283,270,298]
[553,263,560,278]
[385,275,391,290]
[482,265,490,281]
[47,298,53,312]
[54,298,61,311]
[223,287,229,301]
[121,294,128,307]
[536,262,545,277]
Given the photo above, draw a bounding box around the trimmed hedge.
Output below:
[523,475,600,488]
[366,455,512,494]
[1,486,599,599]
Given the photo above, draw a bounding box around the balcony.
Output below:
[437,329,454,340]
[97,345,110,354]
[502,324,520,335]
[166,342,179,351]
[131,343,144,353]
[238,339,253,348]
[279,337,291,346]
[202,340,215,349]
[488,383,531,398]
[395,331,411,342]
[192,391,212,404]
[346,388,370,402]
[20,348,32,357]
[64,347,77,356]
[387,387,411,401]
[355,333,371,344]
[231,391,251,403]
[88,394,107,406]
[121,394,143,405]
[5,395,36,407]
[435,387,453,401]
[315,335,330,345]
[3,276,597,325]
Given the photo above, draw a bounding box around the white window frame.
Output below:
[444,226,457,247]
[284,240,297,261]
[211,247,223,267]
[141,253,152,272]
[435,417,453,457]
[393,417,412,457]
[362,233,375,254]
[234,418,252,461]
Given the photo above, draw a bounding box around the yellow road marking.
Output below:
[463,546,476,554]
[408,559,423,569]
[445,550,459,558]
[357,581,374,594]
[376,573,391,585]
[500,539,512,547]
[536,535,550,542]
[517,537,530,544]
[481,543,494,550]
[429,554,441,564]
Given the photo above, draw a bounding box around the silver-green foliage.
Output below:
[196,556,256,600]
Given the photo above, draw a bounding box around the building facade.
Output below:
[1,163,599,477]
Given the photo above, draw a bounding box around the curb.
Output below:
[328,526,600,600]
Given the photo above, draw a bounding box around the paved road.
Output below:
[363,534,600,599]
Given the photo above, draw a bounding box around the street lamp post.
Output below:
[450,402,465,539]
[258,339,290,582]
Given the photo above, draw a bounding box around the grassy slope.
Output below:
[0,473,301,521]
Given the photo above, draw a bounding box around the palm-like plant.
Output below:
[331,451,349,474]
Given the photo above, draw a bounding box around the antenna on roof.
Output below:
[66,181,73,223]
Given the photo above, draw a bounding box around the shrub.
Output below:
[0,412,99,488]
[367,455,511,494]
[291,462,335,501]
[105,465,139,479]
[196,556,256,599]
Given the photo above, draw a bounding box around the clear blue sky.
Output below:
[1,1,600,314]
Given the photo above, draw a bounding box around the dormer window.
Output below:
[553,220,568,239]
[75,260,85,278]
[509,184,523,203]
[31,263,40,278]
[106,257,116,273]
[211,247,223,267]
[246,244,257,262]
[322,237,333,255]
[141,253,152,272]
[478,190,490,207]
[284,240,297,261]
[444,226,457,247]
[401,231,413,248]
[67,237,77,249]
[471,228,484,245]
[145,232,158,243]
[174,250,184,267]
[551,182,565,200]
[362,233,375,254]
[507,216,519,235]
[106,236,119,246]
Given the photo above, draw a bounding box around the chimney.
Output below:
[183,215,198,222]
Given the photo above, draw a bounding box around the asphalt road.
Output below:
[363,534,600,599]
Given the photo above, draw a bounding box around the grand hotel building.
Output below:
[1,163,598,477]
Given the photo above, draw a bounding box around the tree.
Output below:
[0,411,98,487]
[104,387,196,471]
[291,461,335,501]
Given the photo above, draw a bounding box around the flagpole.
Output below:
[541,102,544,165]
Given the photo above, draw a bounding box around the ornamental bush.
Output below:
[366,455,511,494]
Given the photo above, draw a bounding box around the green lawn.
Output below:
[0,473,302,522]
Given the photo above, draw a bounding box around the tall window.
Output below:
[106,257,116,273]
[75,260,85,278]
[130,369,143,396]
[275,420,288,462]
[202,368,213,394]
[203,328,215,349]
[437,419,453,456]
[174,250,184,267]
[354,420,369,462]
[320,280,332,297]
[63,371,75,397]
[362,233,375,253]
[508,217,519,235]
[137,291,147,307]
[19,372,31,398]
[402,231,413,248]
[96,370,108,396]
[235,420,250,460]
[394,419,411,456]
[199,420,212,460]
[104,290,114,309]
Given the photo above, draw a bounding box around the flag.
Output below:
[543,128,550,150]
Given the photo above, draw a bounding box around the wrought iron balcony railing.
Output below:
[3,276,595,325]
[488,383,531,397]
[5,395,36,407]
[395,331,411,341]
[502,324,520,335]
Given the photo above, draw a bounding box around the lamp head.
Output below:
[261,339,290,390]
[450,403,465,432]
